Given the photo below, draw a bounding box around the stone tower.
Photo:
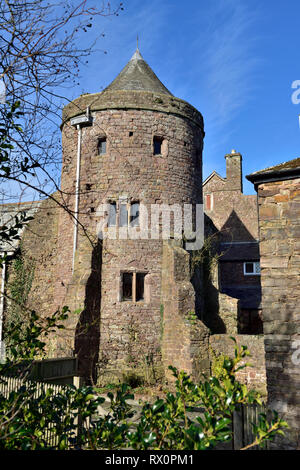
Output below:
[56,48,208,384]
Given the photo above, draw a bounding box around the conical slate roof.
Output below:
[103,48,173,96]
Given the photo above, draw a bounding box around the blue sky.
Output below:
[65,0,300,195]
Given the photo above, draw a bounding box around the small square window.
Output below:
[121,272,146,302]
[245,262,254,274]
[98,137,106,155]
[244,261,260,276]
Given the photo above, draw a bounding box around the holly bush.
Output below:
[0,311,288,450]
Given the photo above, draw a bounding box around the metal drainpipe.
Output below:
[72,124,82,274]
[0,253,6,355]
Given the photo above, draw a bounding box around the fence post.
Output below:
[73,376,83,388]
[233,404,244,450]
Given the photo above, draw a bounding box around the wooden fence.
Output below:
[0,374,81,449]
[29,356,80,386]
[1,374,269,450]
[228,403,268,450]
[0,374,67,399]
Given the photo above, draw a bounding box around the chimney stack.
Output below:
[225,149,243,192]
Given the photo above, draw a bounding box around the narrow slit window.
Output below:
[108,202,117,227]
[153,136,163,155]
[136,273,145,301]
[130,202,140,227]
[205,194,213,211]
[98,137,106,155]
[119,203,128,227]
[122,273,133,301]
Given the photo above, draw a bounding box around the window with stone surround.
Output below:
[98,137,106,155]
[129,202,139,227]
[107,202,117,226]
[122,272,133,300]
[153,136,163,155]
[119,202,128,227]
[107,200,140,228]
[243,261,260,276]
[121,272,146,302]
[205,193,213,211]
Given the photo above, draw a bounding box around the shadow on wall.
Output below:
[220,210,257,243]
[201,266,227,334]
[220,210,262,335]
[190,214,226,333]
[74,239,102,384]
[198,213,262,335]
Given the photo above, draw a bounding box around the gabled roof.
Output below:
[103,48,173,96]
[203,170,226,186]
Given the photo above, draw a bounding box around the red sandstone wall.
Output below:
[209,334,267,396]
[57,98,204,381]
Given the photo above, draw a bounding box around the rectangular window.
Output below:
[130,202,140,227]
[98,137,106,155]
[243,261,261,276]
[119,203,128,227]
[121,272,146,302]
[136,273,145,301]
[122,272,133,300]
[153,136,163,155]
[108,200,140,228]
[205,194,213,211]
[108,202,117,226]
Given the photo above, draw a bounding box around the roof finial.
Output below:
[137,34,139,50]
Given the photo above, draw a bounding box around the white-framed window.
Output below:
[243,261,261,276]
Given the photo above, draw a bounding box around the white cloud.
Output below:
[200,0,262,129]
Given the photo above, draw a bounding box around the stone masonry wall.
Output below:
[209,334,267,396]
[203,154,258,242]
[161,241,210,383]
[257,177,300,448]
[203,154,261,336]
[18,197,59,320]
[56,91,204,382]
[202,257,239,334]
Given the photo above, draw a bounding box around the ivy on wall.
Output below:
[4,246,35,352]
